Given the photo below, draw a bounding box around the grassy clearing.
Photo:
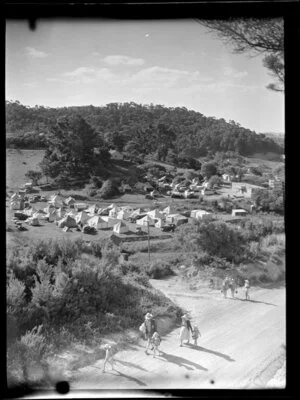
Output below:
[6,149,46,191]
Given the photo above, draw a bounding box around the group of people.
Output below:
[221,276,250,300]
[102,279,252,372]
[139,312,201,356]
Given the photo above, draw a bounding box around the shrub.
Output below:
[87,188,97,197]
[98,179,120,199]
[90,175,103,189]
[176,220,247,263]
[147,260,175,279]
[7,274,26,314]
[7,325,51,384]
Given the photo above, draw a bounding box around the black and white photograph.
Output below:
[6,15,286,392]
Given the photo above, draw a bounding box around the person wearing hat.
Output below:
[144,313,157,355]
[102,343,116,373]
[179,314,193,347]
[228,277,237,298]
[244,279,250,300]
[221,276,230,299]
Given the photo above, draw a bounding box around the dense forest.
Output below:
[6,100,283,158]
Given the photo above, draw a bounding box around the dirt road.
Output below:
[70,276,286,390]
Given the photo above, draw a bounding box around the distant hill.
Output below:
[6,100,284,158]
[261,132,284,147]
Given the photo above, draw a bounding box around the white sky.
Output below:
[5,19,284,133]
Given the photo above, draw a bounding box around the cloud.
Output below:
[181,81,259,95]
[23,82,38,88]
[124,66,208,91]
[103,55,145,67]
[223,66,248,79]
[25,47,48,59]
[63,67,116,83]
[48,66,118,84]
[47,65,215,92]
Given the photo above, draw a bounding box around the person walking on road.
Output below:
[144,313,157,355]
[228,278,237,298]
[151,332,162,358]
[221,276,230,298]
[179,314,193,347]
[191,326,201,346]
[102,344,116,373]
[244,279,250,300]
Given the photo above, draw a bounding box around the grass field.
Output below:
[6,149,46,191]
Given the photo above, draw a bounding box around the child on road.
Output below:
[102,344,116,373]
[244,279,250,300]
[191,326,201,346]
[151,332,162,358]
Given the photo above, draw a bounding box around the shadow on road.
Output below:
[91,365,147,387]
[113,358,149,372]
[158,351,208,372]
[186,345,235,362]
[228,297,277,306]
[111,369,148,387]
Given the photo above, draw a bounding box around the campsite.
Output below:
[6,15,287,393]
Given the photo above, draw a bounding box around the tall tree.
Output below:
[196,18,284,92]
[40,115,110,183]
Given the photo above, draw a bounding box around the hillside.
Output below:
[6,101,283,158]
[261,132,284,148]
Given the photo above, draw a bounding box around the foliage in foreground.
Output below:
[7,238,182,384]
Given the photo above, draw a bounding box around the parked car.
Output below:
[161,224,176,232]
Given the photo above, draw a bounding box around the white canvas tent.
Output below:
[86,204,97,215]
[26,216,40,226]
[116,209,132,220]
[191,210,212,220]
[33,210,48,220]
[57,215,78,229]
[184,190,195,199]
[87,215,107,230]
[165,214,188,226]
[75,211,89,225]
[97,207,109,216]
[128,208,141,218]
[23,207,36,217]
[136,215,155,227]
[44,204,55,214]
[144,183,154,192]
[74,203,88,211]
[109,207,119,218]
[162,205,177,215]
[49,195,64,207]
[10,201,22,210]
[232,209,247,217]
[64,196,76,206]
[147,209,164,220]
[56,207,66,219]
[122,184,132,192]
[46,209,58,222]
[120,205,135,213]
[65,210,76,218]
[113,220,129,234]
[154,218,164,228]
[101,216,120,226]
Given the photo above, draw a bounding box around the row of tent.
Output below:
[11,189,215,233]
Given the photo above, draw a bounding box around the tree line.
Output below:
[6,101,283,159]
